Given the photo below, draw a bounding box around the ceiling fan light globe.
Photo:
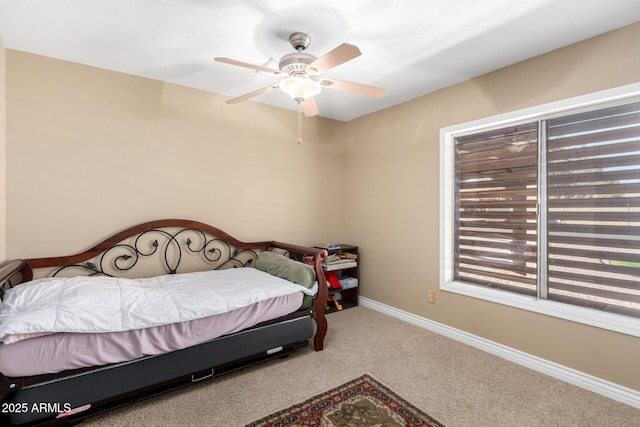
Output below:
[280,77,321,101]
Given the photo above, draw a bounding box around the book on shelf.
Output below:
[324,253,356,263]
[324,253,341,262]
[340,251,358,260]
[322,260,357,271]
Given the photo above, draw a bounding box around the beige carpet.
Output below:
[86,307,640,426]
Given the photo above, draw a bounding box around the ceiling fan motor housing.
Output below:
[279,52,317,75]
[279,32,318,75]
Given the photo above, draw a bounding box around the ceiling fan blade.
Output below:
[300,97,319,117]
[307,43,361,74]
[215,57,281,75]
[225,84,279,104]
[321,78,387,98]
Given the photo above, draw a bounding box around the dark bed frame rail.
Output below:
[0,219,329,425]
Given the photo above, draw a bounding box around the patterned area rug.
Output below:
[246,374,444,427]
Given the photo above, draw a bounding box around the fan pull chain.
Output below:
[297,102,304,145]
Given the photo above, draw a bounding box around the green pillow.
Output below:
[256,250,315,288]
[256,251,316,309]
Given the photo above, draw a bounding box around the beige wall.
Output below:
[344,22,640,391]
[5,52,346,257]
[0,39,6,262]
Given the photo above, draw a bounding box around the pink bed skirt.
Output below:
[0,292,303,377]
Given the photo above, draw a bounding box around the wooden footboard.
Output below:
[271,241,328,351]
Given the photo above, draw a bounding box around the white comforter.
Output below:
[0,268,315,344]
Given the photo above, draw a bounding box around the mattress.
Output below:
[0,292,303,377]
[0,267,315,342]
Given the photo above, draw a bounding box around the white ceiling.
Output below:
[0,0,639,121]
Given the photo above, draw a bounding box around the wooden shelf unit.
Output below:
[323,244,359,313]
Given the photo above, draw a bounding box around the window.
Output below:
[440,84,640,336]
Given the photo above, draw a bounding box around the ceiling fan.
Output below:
[214,32,387,117]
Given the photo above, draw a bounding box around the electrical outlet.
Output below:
[428,290,436,304]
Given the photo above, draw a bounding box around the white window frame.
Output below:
[440,82,640,337]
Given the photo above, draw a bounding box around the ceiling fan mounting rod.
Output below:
[289,32,311,51]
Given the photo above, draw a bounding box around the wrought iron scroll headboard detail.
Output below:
[0,259,32,298]
[50,227,261,278]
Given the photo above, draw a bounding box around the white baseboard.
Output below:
[358,297,640,409]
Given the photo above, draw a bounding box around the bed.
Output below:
[0,219,328,426]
